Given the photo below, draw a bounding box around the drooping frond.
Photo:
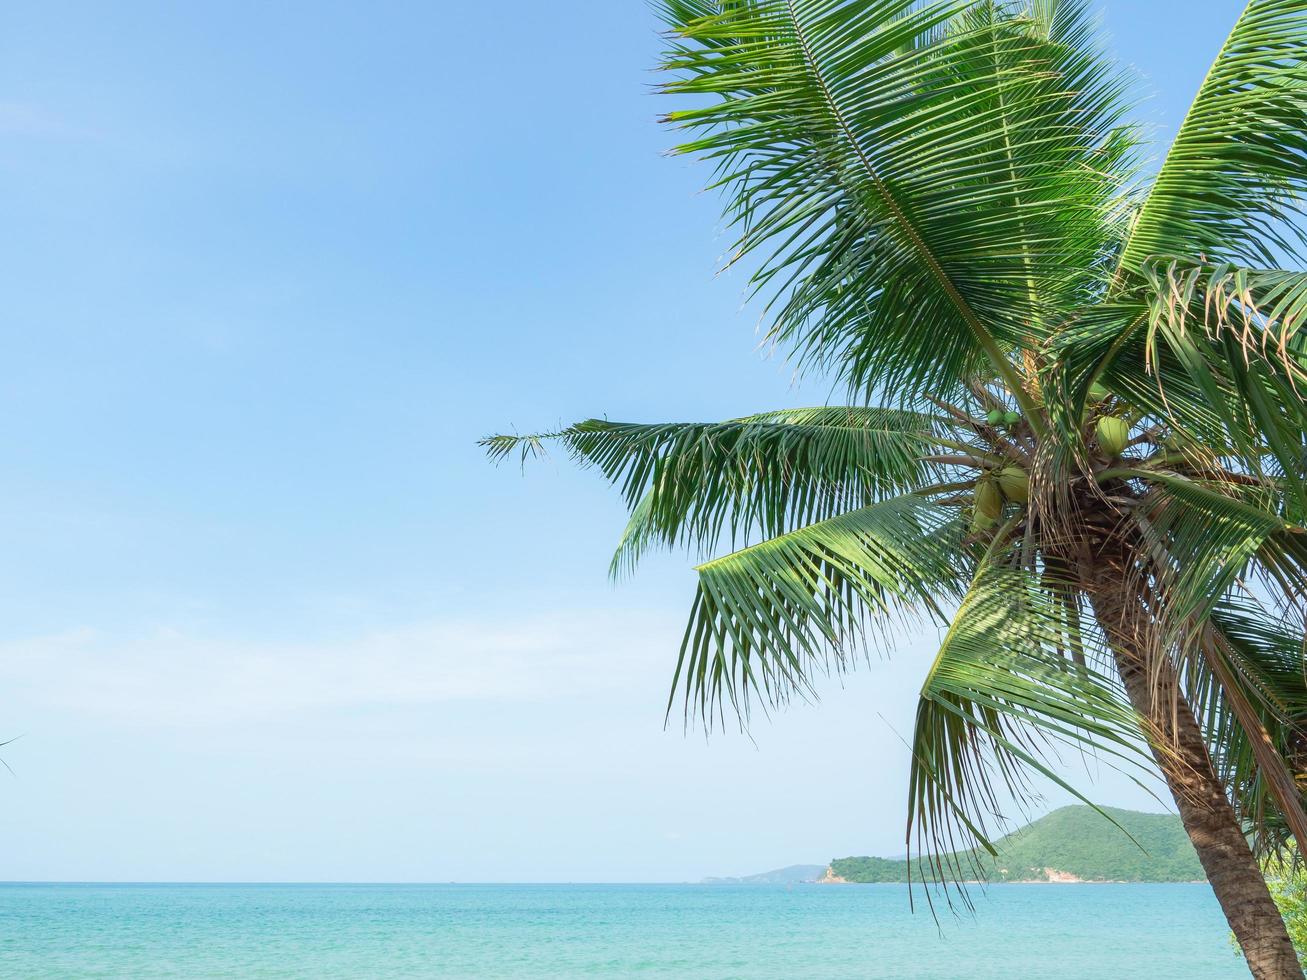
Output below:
[1115,0,1307,272]
[1128,470,1307,637]
[672,492,968,725]
[1145,262,1307,387]
[1089,327,1230,444]
[907,561,1147,894]
[1055,1,1307,479]
[1054,277,1307,506]
[1138,261,1307,497]
[483,407,965,573]
[658,0,1133,406]
[1188,601,1307,856]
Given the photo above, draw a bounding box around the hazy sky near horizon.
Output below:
[0,0,1248,882]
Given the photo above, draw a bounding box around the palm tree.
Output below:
[484,2,1307,975]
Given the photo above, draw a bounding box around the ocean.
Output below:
[0,882,1245,978]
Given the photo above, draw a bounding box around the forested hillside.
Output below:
[830,807,1202,883]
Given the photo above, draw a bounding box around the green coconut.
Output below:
[1003,410,1020,426]
[970,510,996,533]
[985,408,1004,426]
[975,480,1004,520]
[1096,416,1129,457]
[996,465,1029,504]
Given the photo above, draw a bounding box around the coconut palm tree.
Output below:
[484,2,1307,975]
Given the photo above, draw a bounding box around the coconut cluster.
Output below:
[968,384,1130,534]
[971,466,1028,531]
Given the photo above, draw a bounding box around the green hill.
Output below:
[830,806,1203,883]
[701,864,827,885]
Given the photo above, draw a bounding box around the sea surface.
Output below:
[0,882,1246,978]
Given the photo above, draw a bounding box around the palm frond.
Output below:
[1140,260,1307,496]
[659,0,1133,407]
[483,407,963,573]
[1115,0,1307,273]
[907,561,1148,893]
[1054,284,1307,506]
[1188,601,1307,855]
[1128,470,1304,641]
[1129,470,1307,637]
[672,491,967,725]
[1145,262,1307,386]
[1055,0,1307,474]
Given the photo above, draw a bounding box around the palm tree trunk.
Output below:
[1086,577,1302,980]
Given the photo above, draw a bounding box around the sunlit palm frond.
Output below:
[672,491,967,725]
[483,408,966,573]
[1188,601,1307,854]
[1145,262,1307,383]
[1115,0,1307,273]
[1128,470,1304,641]
[907,561,1148,894]
[659,0,1132,407]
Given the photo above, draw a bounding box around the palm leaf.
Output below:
[1145,262,1307,382]
[659,0,1132,408]
[907,561,1148,892]
[1140,260,1307,500]
[1128,470,1307,638]
[1055,283,1307,507]
[1114,0,1307,273]
[1187,602,1307,854]
[483,407,964,572]
[672,491,967,724]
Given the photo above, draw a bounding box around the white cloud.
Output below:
[0,611,681,726]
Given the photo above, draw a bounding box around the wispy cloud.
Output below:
[0,611,680,726]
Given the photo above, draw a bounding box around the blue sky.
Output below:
[0,0,1247,882]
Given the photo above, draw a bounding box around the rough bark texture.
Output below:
[1085,565,1302,980]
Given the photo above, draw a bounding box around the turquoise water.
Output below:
[0,882,1245,978]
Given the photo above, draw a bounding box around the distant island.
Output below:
[705,806,1203,885]
[701,864,828,885]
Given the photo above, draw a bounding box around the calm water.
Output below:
[0,882,1245,978]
